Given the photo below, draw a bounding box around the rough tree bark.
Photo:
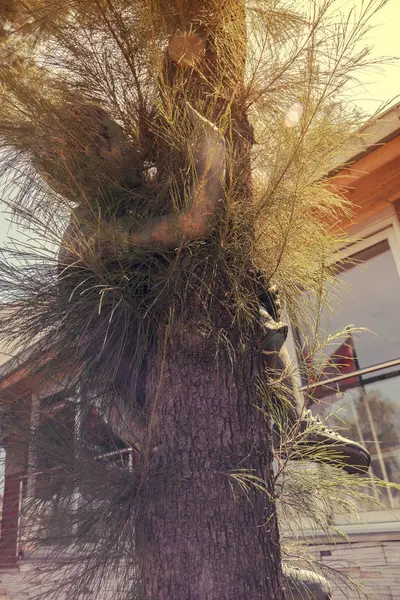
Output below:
[134,2,285,598]
[137,323,285,599]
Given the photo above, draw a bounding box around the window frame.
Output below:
[289,208,400,533]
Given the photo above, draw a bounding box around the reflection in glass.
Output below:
[305,239,400,370]
[301,237,400,510]
[312,371,400,509]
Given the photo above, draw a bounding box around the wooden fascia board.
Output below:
[325,133,400,230]
[0,349,80,399]
[330,135,400,192]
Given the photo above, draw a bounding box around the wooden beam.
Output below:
[332,136,400,190]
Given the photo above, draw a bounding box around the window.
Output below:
[35,394,75,501]
[23,391,133,548]
[299,224,400,511]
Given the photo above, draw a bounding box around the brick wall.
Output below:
[0,562,121,600]
[0,540,400,599]
[314,539,400,599]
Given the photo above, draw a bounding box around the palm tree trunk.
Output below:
[136,317,284,599]
[135,1,285,597]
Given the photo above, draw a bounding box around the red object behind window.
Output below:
[305,333,361,399]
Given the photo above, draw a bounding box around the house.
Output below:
[295,102,400,600]
[1,103,400,598]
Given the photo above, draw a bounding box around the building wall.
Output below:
[0,540,399,600]
[0,561,122,600]
[314,538,400,599]
[309,139,400,599]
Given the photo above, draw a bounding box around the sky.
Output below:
[347,0,400,112]
[0,0,399,245]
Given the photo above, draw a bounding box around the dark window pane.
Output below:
[319,239,400,369]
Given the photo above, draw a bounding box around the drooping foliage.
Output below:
[0,0,387,392]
